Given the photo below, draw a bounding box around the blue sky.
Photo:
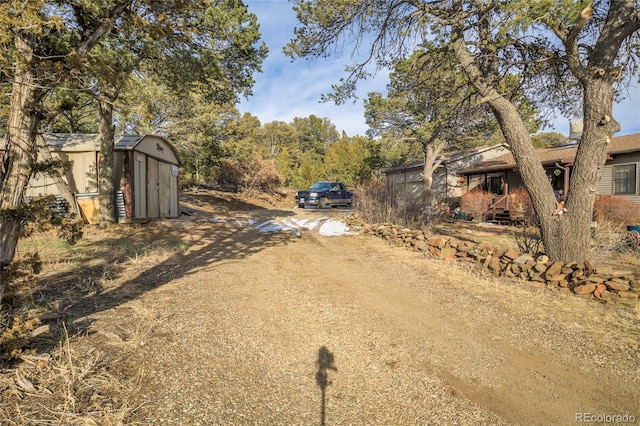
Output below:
[239,1,640,137]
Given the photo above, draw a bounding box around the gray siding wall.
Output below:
[599,152,640,204]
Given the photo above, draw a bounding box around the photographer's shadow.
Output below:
[316,346,337,426]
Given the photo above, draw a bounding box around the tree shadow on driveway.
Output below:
[18,211,299,357]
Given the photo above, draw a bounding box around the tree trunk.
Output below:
[98,100,116,226]
[558,79,618,261]
[0,72,45,267]
[1,2,132,304]
[454,37,596,262]
[421,142,442,208]
[486,97,567,256]
[0,70,45,306]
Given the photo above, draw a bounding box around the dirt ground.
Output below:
[2,189,639,425]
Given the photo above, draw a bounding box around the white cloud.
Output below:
[240,1,387,136]
[241,1,639,137]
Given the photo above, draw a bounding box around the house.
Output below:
[11,133,181,223]
[384,144,510,205]
[456,132,640,221]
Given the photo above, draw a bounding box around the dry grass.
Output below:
[94,301,158,349]
[1,188,639,425]
[594,195,640,225]
[0,188,284,425]
[435,219,640,271]
[353,180,440,230]
[1,223,185,425]
[1,325,145,425]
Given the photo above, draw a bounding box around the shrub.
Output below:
[509,187,537,226]
[389,192,427,230]
[513,226,543,255]
[593,195,640,226]
[591,196,640,259]
[353,179,395,224]
[589,218,629,261]
[459,190,493,222]
[216,153,284,194]
[354,179,430,230]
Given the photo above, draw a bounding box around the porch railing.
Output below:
[487,193,510,221]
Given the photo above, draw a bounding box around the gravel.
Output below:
[82,212,640,425]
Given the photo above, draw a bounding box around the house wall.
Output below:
[385,145,510,206]
[461,153,640,208]
[466,174,484,192]
[432,167,466,203]
[442,146,511,202]
[598,151,640,204]
[387,168,423,203]
[506,172,524,191]
[463,170,523,195]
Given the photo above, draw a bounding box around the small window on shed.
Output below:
[613,164,637,195]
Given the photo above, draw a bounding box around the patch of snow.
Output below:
[318,219,354,236]
[208,218,228,223]
[255,220,274,229]
[282,217,330,231]
[254,219,300,236]
[209,215,352,236]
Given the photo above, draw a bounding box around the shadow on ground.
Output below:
[6,207,298,359]
[316,346,337,426]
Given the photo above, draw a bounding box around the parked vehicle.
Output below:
[296,181,353,209]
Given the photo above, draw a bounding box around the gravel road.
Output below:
[90,208,639,425]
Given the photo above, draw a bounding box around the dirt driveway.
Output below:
[69,203,635,425]
[5,196,639,425]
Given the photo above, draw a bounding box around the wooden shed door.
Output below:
[158,162,172,217]
[147,157,160,218]
[146,158,175,218]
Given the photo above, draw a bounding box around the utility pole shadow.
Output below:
[316,346,337,426]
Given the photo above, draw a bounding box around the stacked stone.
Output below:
[343,215,640,307]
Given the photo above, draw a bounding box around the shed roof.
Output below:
[40,133,101,151]
[41,133,152,151]
[457,132,640,175]
[32,133,180,164]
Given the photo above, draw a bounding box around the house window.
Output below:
[613,164,637,195]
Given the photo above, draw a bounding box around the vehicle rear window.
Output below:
[309,182,331,190]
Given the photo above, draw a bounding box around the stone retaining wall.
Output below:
[344,215,640,307]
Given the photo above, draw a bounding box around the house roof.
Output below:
[457,132,640,175]
[384,143,509,173]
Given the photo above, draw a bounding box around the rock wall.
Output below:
[344,215,640,307]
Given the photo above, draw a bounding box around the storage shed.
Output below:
[20,133,180,222]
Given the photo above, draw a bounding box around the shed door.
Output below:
[158,162,172,217]
[147,157,160,218]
